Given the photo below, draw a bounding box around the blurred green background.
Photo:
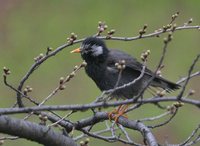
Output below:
[0,0,200,146]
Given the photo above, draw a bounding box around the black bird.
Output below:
[71,37,180,100]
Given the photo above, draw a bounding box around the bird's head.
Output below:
[71,37,109,63]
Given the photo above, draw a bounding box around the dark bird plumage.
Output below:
[72,37,180,99]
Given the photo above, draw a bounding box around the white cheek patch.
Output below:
[91,45,103,56]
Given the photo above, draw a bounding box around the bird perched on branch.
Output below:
[71,37,180,121]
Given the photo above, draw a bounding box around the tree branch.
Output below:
[0,97,199,115]
[74,112,158,146]
[0,115,77,146]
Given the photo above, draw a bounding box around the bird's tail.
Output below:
[151,76,181,92]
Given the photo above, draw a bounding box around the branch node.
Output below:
[97,21,108,36]
[3,67,11,76]
[141,49,150,62]
[139,24,148,37]
[67,32,78,44]
[46,46,53,55]
[107,29,116,39]
[34,53,44,62]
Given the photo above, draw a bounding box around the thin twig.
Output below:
[176,71,200,84]
[133,32,172,102]
[80,126,142,146]
[118,124,133,143]
[40,61,85,106]
[138,111,171,122]
[177,54,200,100]
[48,111,74,127]
[104,63,146,94]
[23,62,85,120]
[169,124,200,146]
[148,108,178,129]
[3,75,38,105]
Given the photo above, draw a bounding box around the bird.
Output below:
[71,37,180,121]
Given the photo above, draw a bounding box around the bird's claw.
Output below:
[107,105,129,123]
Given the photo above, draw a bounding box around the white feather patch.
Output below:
[91,45,103,56]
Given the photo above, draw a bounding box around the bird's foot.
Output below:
[108,105,129,123]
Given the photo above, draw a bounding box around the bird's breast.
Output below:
[85,64,119,91]
[85,63,107,88]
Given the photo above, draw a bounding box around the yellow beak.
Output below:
[70,48,81,53]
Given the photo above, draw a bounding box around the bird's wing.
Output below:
[106,49,154,75]
[106,49,180,91]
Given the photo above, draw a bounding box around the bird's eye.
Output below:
[84,47,90,51]
[82,44,91,50]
